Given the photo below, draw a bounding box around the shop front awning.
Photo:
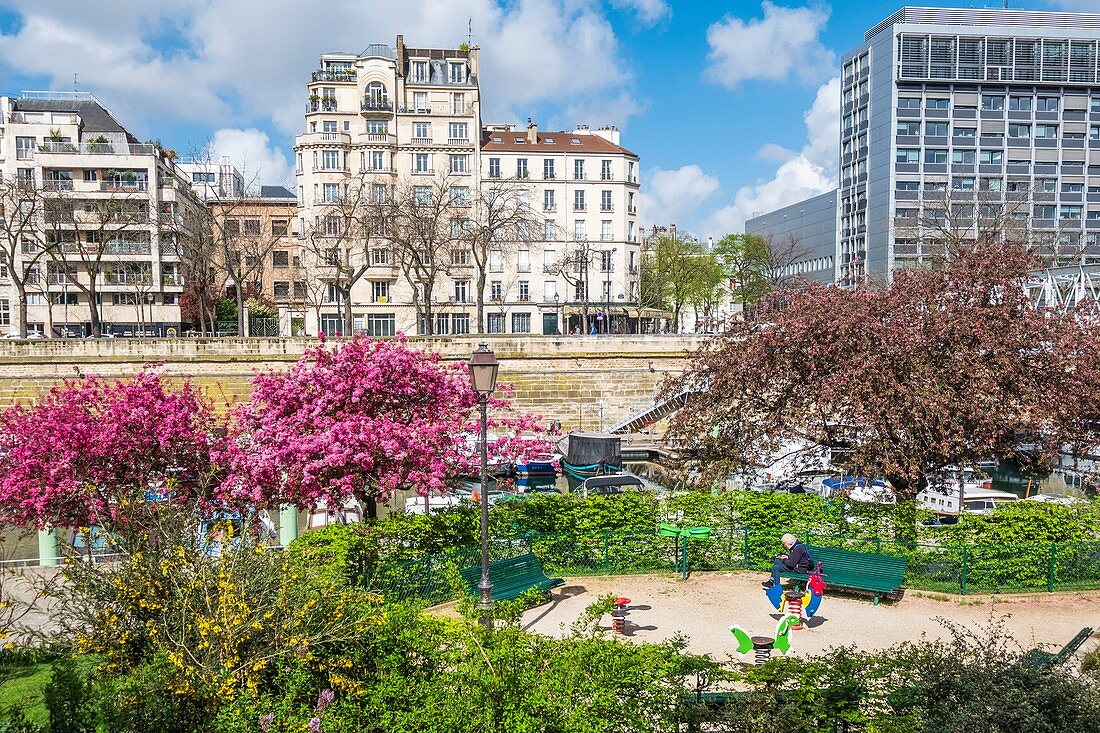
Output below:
[560,305,673,319]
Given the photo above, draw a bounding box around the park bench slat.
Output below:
[459,553,564,602]
[779,544,909,603]
[1022,627,1093,672]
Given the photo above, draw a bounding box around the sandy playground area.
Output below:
[516,570,1100,663]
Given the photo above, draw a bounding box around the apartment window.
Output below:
[0,299,9,328]
[1035,124,1058,139]
[449,154,469,174]
[324,215,341,236]
[243,218,261,236]
[600,190,613,211]
[573,190,586,211]
[926,98,949,109]
[1009,96,1033,111]
[544,159,556,179]
[543,281,557,302]
[372,281,389,302]
[600,159,613,180]
[599,250,614,272]
[516,158,528,178]
[448,62,466,85]
[1037,96,1060,112]
[979,150,1003,165]
[412,121,430,140]
[321,150,340,170]
[1037,178,1057,192]
[952,177,975,191]
[574,219,586,240]
[518,281,530,301]
[1092,98,1100,114]
[981,95,1004,111]
[543,189,556,211]
[511,312,531,333]
[412,61,428,83]
[896,148,919,163]
[371,183,386,204]
[450,186,469,206]
[451,92,465,114]
[950,149,974,164]
[1008,124,1031,139]
[1090,126,1100,141]
[454,280,469,303]
[271,219,289,237]
[898,97,921,108]
[451,219,470,237]
[955,127,976,138]
[628,161,635,182]
[927,122,949,136]
[1060,205,1083,220]
[896,181,919,191]
[489,249,503,273]
[451,246,471,265]
[414,186,432,204]
[371,248,390,265]
[273,281,290,298]
[272,250,290,268]
[367,314,396,337]
[573,159,586,181]
[926,149,949,164]
[1035,205,1056,219]
[322,183,339,202]
[1063,183,1084,193]
[543,219,557,240]
[413,92,429,111]
[488,158,501,177]
[487,313,505,333]
[981,178,1003,191]
[448,122,468,141]
[370,151,384,171]
[414,153,430,173]
[601,221,613,241]
[896,120,920,136]
[575,282,587,301]
[512,249,528,273]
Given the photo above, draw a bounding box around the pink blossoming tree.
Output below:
[217,337,547,517]
[0,372,219,529]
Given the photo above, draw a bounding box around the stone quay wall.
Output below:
[0,336,705,432]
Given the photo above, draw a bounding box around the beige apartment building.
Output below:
[294,36,642,336]
[0,92,203,336]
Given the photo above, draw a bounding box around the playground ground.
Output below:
[514,571,1100,663]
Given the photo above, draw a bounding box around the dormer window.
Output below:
[412,61,428,83]
[544,137,555,144]
[571,138,581,145]
[449,62,465,84]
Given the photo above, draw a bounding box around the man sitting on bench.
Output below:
[763,533,814,589]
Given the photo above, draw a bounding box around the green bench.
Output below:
[779,544,908,604]
[459,552,564,602]
[1022,627,1093,672]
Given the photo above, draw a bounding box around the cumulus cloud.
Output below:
[754,143,797,163]
[637,165,722,231]
[209,128,292,188]
[705,2,834,88]
[701,75,840,235]
[609,0,672,25]
[0,0,638,137]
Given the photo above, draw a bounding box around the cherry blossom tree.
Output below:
[667,240,1100,534]
[217,336,547,517]
[0,372,219,529]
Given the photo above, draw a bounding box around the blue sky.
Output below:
[0,0,1087,237]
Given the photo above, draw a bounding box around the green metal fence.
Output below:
[363,528,1100,605]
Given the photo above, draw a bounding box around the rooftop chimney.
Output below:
[527,118,538,144]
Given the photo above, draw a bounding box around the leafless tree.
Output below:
[469,178,539,333]
[362,173,472,335]
[544,232,600,334]
[0,175,50,336]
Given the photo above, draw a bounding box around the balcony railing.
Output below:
[311,70,356,82]
[308,99,339,112]
[543,204,556,212]
[103,241,152,256]
[448,137,470,145]
[100,180,149,192]
[361,99,393,113]
[105,273,152,285]
[411,137,432,145]
[161,274,185,286]
[43,179,74,191]
[38,141,156,156]
[15,149,34,160]
[364,133,394,143]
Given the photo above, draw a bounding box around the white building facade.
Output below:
[0,92,201,336]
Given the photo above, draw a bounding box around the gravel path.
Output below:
[519,571,1100,663]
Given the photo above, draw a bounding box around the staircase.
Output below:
[608,387,697,434]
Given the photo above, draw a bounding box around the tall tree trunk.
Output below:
[342,285,354,336]
[88,280,102,337]
[476,267,487,334]
[424,284,434,335]
[14,283,27,338]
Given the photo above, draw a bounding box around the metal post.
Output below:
[37,527,58,566]
[477,396,493,628]
[279,505,298,547]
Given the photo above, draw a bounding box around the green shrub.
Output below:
[43,657,94,733]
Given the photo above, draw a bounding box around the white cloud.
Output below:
[754,143,797,163]
[638,165,722,231]
[705,2,834,88]
[610,0,671,25]
[0,1,637,139]
[549,91,647,132]
[700,75,840,235]
[209,128,291,188]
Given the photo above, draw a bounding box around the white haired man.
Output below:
[763,533,814,589]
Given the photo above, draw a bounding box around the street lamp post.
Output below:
[605,247,616,334]
[468,343,499,629]
[553,293,561,335]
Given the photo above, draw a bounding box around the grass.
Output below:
[0,661,52,728]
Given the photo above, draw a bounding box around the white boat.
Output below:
[1024,493,1086,506]
[306,496,364,530]
[917,485,1020,515]
[404,494,463,515]
[814,475,896,504]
